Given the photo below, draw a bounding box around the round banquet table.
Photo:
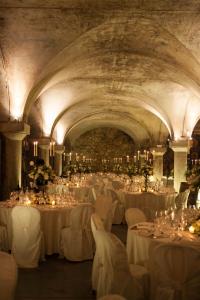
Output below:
[0,201,78,255]
[126,223,200,265]
[117,191,176,217]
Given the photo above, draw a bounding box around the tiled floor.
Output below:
[15,224,127,300]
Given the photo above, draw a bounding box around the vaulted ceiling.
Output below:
[1,0,200,146]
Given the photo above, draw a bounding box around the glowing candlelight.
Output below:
[189,225,194,233]
[147,151,149,161]
[52,200,55,206]
[33,141,38,157]
[26,199,31,205]
[137,150,140,160]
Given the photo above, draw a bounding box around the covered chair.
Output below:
[95,195,116,231]
[91,213,105,291]
[149,242,200,300]
[107,189,125,225]
[0,251,18,300]
[125,208,147,227]
[96,230,145,300]
[11,205,43,268]
[60,203,94,261]
[175,189,190,210]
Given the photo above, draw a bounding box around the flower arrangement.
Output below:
[113,164,123,174]
[126,164,138,178]
[140,162,153,192]
[28,158,55,189]
[189,219,200,235]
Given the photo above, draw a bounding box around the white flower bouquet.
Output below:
[28,159,55,188]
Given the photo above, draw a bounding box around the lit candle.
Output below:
[52,142,55,156]
[52,200,55,206]
[49,142,52,157]
[69,152,72,161]
[137,150,140,160]
[126,155,129,163]
[147,151,149,161]
[189,225,194,233]
[134,155,136,163]
[33,141,38,157]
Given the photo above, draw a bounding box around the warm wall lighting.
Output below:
[55,123,65,145]
[10,69,27,120]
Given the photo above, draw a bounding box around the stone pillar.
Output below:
[0,122,30,199]
[38,137,50,166]
[54,145,65,176]
[151,146,165,181]
[170,139,188,192]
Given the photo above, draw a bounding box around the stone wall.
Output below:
[72,127,135,160]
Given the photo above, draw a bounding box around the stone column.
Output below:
[151,146,166,181]
[54,145,65,176]
[38,137,50,166]
[170,139,188,192]
[0,122,30,199]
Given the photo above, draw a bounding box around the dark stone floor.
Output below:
[15,224,127,300]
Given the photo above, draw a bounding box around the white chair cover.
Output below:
[0,225,9,251]
[149,242,200,300]
[60,204,94,261]
[95,195,114,231]
[91,213,105,291]
[96,230,144,300]
[125,208,147,227]
[175,189,190,210]
[98,295,127,300]
[107,189,125,225]
[11,206,43,268]
[0,251,18,300]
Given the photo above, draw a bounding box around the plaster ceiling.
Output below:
[1,0,200,145]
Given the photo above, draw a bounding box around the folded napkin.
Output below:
[131,222,154,230]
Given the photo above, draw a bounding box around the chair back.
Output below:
[11,205,42,267]
[95,195,113,221]
[125,208,147,227]
[70,204,94,230]
[91,213,105,235]
[0,251,18,300]
[149,242,200,300]
[96,230,143,300]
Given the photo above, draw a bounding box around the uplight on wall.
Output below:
[55,124,65,145]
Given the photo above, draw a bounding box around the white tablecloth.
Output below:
[0,202,76,255]
[118,191,176,213]
[126,225,200,265]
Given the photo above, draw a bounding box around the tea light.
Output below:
[189,225,195,233]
